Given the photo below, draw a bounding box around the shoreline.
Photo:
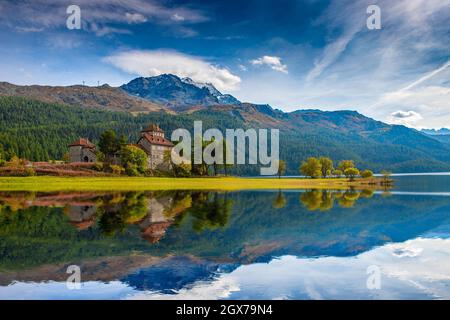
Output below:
[0,176,390,192]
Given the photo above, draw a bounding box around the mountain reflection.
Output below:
[1,188,449,273]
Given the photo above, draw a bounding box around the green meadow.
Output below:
[0,176,384,192]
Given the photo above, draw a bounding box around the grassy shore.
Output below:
[0,176,388,192]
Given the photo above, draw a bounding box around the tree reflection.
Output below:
[98,192,147,236]
[272,191,287,209]
[299,189,373,211]
[93,190,234,240]
[174,192,233,233]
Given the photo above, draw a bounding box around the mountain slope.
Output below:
[422,129,450,145]
[1,95,450,173]
[422,128,450,135]
[120,74,240,109]
[0,81,169,113]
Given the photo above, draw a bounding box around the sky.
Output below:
[0,0,449,129]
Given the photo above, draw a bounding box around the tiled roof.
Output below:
[68,138,96,149]
[140,133,174,147]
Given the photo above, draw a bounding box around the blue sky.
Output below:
[0,0,449,128]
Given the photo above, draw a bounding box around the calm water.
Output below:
[0,175,449,300]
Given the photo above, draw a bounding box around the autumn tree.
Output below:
[319,157,334,178]
[344,167,360,181]
[300,157,322,179]
[338,160,356,172]
[361,169,374,178]
[332,169,343,178]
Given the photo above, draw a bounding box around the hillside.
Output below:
[0,81,169,113]
[1,95,450,174]
[423,130,450,145]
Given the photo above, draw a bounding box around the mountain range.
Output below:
[1,74,450,174]
[422,128,450,135]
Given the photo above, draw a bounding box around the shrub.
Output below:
[173,163,192,177]
[332,169,343,178]
[125,164,140,176]
[109,165,125,175]
[119,145,147,176]
[24,167,36,176]
[361,169,374,178]
[344,167,360,181]
[93,162,104,172]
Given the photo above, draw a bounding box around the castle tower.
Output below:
[140,124,165,138]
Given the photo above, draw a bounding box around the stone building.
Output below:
[68,138,97,163]
[67,124,174,170]
[136,124,174,170]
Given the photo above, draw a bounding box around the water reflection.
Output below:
[0,191,233,245]
[0,180,449,299]
[299,189,374,210]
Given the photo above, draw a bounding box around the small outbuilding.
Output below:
[68,138,97,163]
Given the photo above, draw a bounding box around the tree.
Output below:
[119,145,147,176]
[165,149,191,177]
[338,160,356,172]
[191,136,212,177]
[344,167,360,181]
[300,157,322,179]
[220,138,233,177]
[361,169,374,178]
[98,130,119,157]
[332,169,343,178]
[0,153,5,167]
[62,153,70,163]
[381,170,392,185]
[319,157,334,178]
[277,160,286,179]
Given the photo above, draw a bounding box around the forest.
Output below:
[1,96,450,174]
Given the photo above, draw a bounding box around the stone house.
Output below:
[136,124,174,170]
[68,138,97,163]
[68,124,174,170]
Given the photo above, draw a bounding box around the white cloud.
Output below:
[401,60,450,91]
[171,14,185,22]
[306,28,359,82]
[251,56,288,74]
[125,13,148,24]
[128,277,240,300]
[288,0,450,129]
[372,60,450,129]
[305,0,449,83]
[105,50,241,91]
[389,110,423,127]
[0,0,207,36]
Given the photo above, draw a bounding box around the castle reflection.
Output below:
[0,190,233,244]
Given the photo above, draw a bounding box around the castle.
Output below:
[68,124,174,170]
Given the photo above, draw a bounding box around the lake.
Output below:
[0,174,449,300]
